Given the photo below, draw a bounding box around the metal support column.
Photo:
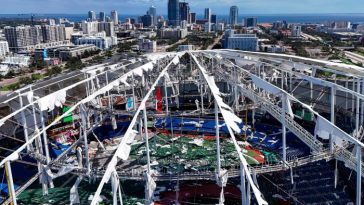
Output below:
[356,145,362,205]
[40,110,54,188]
[18,93,31,151]
[143,107,151,173]
[80,105,90,175]
[334,159,338,189]
[5,161,17,205]
[361,78,364,126]
[200,71,204,114]
[282,93,287,165]
[240,164,246,205]
[164,76,169,115]
[356,78,361,135]
[215,100,221,173]
[246,176,251,204]
[330,86,336,153]
[105,72,113,111]
[132,73,136,111]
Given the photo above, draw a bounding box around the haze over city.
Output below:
[0,0,362,14]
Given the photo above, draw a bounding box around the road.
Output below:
[159,38,188,52]
[207,34,223,50]
[344,51,364,65]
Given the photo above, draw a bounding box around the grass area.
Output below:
[0,82,20,91]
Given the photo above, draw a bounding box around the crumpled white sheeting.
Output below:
[40,165,75,184]
[217,189,225,205]
[27,91,34,103]
[112,116,117,130]
[251,74,281,95]
[38,89,67,111]
[39,165,54,185]
[144,172,156,203]
[252,169,259,188]
[314,116,346,147]
[172,57,180,65]
[70,177,83,205]
[216,169,228,187]
[111,170,122,205]
[285,95,294,119]
[197,66,242,133]
[116,130,138,160]
[192,52,268,205]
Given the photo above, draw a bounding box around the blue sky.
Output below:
[0,0,362,15]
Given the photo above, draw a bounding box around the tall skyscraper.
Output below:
[168,0,180,26]
[111,10,119,25]
[245,17,257,27]
[149,6,157,26]
[211,14,217,25]
[141,14,153,27]
[88,11,96,21]
[190,12,196,24]
[99,12,106,22]
[204,8,211,22]
[179,2,190,23]
[230,6,239,26]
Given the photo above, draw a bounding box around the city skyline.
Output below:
[0,0,363,15]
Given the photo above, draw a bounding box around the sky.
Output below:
[0,0,362,15]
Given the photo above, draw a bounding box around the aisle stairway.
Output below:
[276,160,354,205]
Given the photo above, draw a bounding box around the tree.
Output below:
[19,77,33,85]
[5,70,15,79]
[46,66,62,76]
[105,50,113,58]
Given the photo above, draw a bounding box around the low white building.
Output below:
[0,64,10,76]
[138,39,157,53]
[2,55,30,67]
[224,30,259,51]
[76,32,117,50]
[178,45,194,51]
[0,41,9,57]
[157,28,188,39]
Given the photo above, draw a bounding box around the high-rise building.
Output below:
[190,13,196,24]
[81,21,99,35]
[204,8,211,22]
[291,25,302,37]
[230,6,239,26]
[41,25,66,43]
[148,6,157,26]
[272,21,288,30]
[4,25,66,52]
[168,0,180,26]
[88,11,97,21]
[211,14,217,25]
[245,17,257,27]
[0,41,9,57]
[111,10,119,25]
[141,15,153,27]
[98,22,115,37]
[99,12,106,22]
[179,2,190,23]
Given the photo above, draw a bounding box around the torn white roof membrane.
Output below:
[189,52,267,205]
[251,74,282,95]
[90,53,182,205]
